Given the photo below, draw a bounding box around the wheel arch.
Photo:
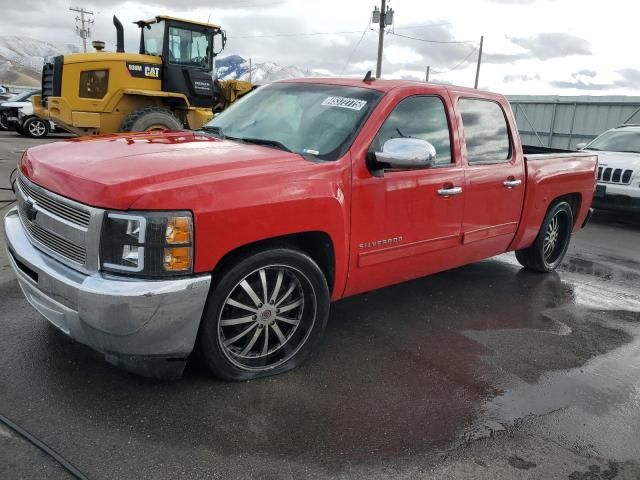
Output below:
[111,90,191,125]
[209,231,337,297]
[510,191,583,251]
[550,192,582,227]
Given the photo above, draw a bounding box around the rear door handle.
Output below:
[437,186,463,197]
[503,179,522,189]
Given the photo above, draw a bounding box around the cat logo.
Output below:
[126,62,162,80]
[144,66,160,78]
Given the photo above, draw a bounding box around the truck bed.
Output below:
[523,144,596,161]
[509,145,598,252]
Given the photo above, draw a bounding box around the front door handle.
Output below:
[503,179,522,189]
[437,186,463,197]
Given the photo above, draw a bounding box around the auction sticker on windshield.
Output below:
[321,96,368,111]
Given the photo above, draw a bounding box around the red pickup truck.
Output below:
[4,78,597,380]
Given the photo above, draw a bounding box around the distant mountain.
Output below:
[0,36,329,88]
[215,55,330,83]
[0,36,79,86]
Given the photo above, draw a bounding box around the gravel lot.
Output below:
[1,130,640,479]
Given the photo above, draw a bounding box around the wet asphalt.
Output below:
[1,131,640,479]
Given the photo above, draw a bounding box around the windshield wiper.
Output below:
[227,136,292,152]
[200,126,225,138]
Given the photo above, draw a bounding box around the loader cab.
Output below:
[137,16,226,108]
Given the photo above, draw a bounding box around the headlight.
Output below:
[100,211,193,277]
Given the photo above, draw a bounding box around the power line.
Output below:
[389,31,476,45]
[229,22,452,39]
[431,47,479,74]
[229,30,364,38]
[393,22,453,30]
[341,21,372,74]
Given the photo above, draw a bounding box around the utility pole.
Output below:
[372,0,394,78]
[474,35,484,89]
[70,7,95,53]
[425,66,430,82]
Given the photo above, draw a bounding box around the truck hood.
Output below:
[20,131,313,210]
[589,150,640,171]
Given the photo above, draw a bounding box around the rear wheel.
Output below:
[119,107,183,132]
[23,117,50,138]
[0,114,8,130]
[515,201,574,272]
[198,248,330,381]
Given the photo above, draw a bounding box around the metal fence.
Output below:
[507,95,640,149]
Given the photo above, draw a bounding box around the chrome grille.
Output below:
[19,207,87,264]
[597,167,634,185]
[15,174,102,272]
[18,175,90,227]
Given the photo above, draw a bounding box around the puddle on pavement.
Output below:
[2,251,639,469]
[464,254,640,462]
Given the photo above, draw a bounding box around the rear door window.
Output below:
[458,99,511,164]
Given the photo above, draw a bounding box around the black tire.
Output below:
[515,201,574,273]
[0,114,8,131]
[198,248,330,381]
[119,107,183,132]
[22,117,50,138]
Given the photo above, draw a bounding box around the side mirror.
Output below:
[374,138,436,169]
[575,142,587,150]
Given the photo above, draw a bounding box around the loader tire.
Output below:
[120,107,183,133]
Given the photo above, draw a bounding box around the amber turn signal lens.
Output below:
[163,247,192,271]
[165,216,192,244]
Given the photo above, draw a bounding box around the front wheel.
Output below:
[515,201,574,272]
[198,248,330,381]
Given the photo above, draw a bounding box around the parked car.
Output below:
[16,102,56,138]
[577,125,640,212]
[0,90,40,132]
[4,78,597,380]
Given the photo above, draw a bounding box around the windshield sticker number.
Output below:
[321,96,367,111]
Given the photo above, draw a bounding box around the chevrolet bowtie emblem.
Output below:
[25,200,38,222]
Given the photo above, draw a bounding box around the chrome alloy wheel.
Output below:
[543,211,568,263]
[27,119,47,137]
[217,265,316,371]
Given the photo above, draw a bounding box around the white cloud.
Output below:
[384,44,423,65]
[0,0,638,95]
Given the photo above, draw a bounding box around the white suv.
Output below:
[578,125,640,213]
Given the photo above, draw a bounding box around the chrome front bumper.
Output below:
[4,208,211,378]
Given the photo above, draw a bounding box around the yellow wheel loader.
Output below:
[32,15,254,135]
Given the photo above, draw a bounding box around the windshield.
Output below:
[142,21,165,56]
[586,129,640,153]
[8,91,37,102]
[204,82,382,160]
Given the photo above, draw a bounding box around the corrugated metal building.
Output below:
[507,95,640,149]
